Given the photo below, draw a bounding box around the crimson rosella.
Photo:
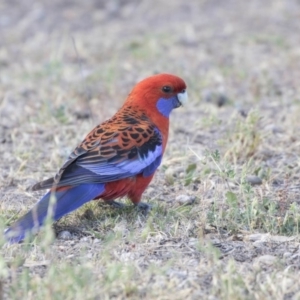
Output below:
[5,73,188,243]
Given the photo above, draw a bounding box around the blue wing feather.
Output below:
[31,124,163,191]
[142,155,162,177]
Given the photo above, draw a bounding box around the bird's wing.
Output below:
[31,115,163,191]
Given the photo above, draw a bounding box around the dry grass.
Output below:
[1,0,300,299]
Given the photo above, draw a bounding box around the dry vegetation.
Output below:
[1,0,300,299]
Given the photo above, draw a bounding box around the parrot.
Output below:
[5,73,188,243]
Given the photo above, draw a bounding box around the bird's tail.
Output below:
[5,183,105,243]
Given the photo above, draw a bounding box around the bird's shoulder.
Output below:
[78,106,161,153]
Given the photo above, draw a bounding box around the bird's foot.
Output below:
[107,200,126,209]
[105,201,152,215]
[135,202,152,215]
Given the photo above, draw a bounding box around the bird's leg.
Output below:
[104,199,152,215]
[135,202,152,215]
[107,200,126,209]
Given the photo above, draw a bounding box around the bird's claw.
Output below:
[106,201,152,215]
[135,202,152,215]
[107,201,126,209]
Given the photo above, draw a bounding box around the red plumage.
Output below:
[98,173,155,204]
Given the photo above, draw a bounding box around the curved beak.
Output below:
[177,90,188,106]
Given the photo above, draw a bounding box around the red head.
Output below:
[126,73,187,117]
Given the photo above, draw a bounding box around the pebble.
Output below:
[265,124,284,134]
[146,187,155,195]
[283,252,292,259]
[176,194,195,205]
[245,175,262,185]
[253,241,264,248]
[247,233,295,243]
[202,89,229,107]
[167,268,188,279]
[188,238,199,247]
[165,167,185,184]
[291,253,300,260]
[57,231,72,240]
[256,255,277,266]
[269,235,295,243]
[248,233,265,242]
[179,172,185,178]
[74,109,92,119]
[165,167,184,177]
[80,237,89,242]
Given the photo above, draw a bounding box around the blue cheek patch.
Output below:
[156,97,178,117]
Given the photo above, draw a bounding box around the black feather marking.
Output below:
[97,128,104,134]
[104,132,114,137]
[122,137,130,143]
[138,128,162,160]
[123,117,139,124]
[130,133,139,139]
[112,145,122,150]
[128,148,138,159]
[100,146,111,151]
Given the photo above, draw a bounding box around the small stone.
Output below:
[265,124,284,134]
[146,187,155,195]
[238,109,248,117]
[165,166,184,179]
[58,231,72,240]
[176,195,195,205]
[188,238,199,247]
[167,268,188,279]
[245,175,262,185]
[259,149,274,159]
[247,233,266,242]
[74,109,91,119]
[272,179,283,186]
[179,172,185,178]
[202,89,229,107]
[256,255,277,266]
[269,235,295,243]
[283,252,292,259]
[253,241,264,248]
[164,166,184,184]
[291,252,300,260]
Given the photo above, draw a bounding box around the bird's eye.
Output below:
[162,86,172,93]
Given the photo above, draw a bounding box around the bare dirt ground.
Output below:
[1,0,300,299]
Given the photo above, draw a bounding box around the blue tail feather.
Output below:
[5,183,105,243]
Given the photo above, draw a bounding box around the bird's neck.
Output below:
[148,112,169,151]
